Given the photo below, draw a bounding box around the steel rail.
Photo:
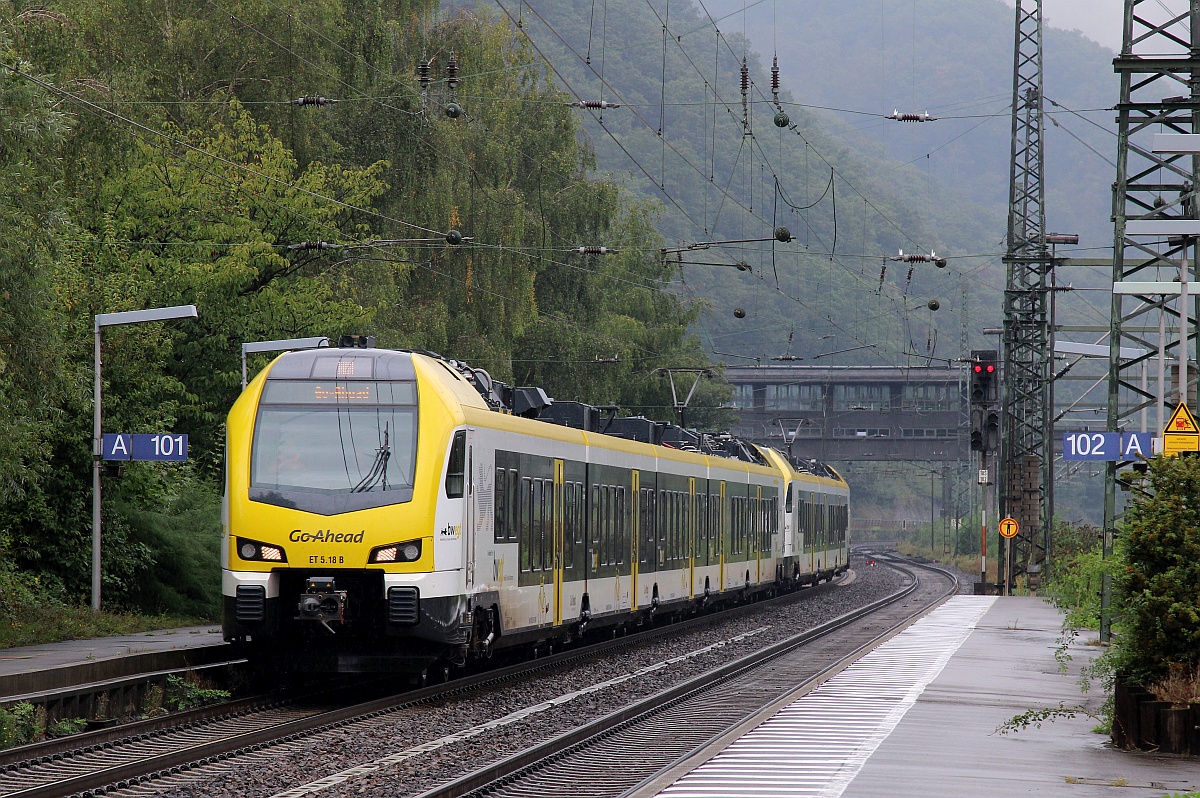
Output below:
[0,577,849,798]
[412,558,955,798]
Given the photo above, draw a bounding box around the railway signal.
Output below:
[969,351,998,405]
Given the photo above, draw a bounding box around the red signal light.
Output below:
[986,364,995,373]
[974,365,983,373]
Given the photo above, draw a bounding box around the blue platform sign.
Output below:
[102,433,132,461]
[102,433,187,461]
[1121,432,1154,459]
[1063,431,1154,461]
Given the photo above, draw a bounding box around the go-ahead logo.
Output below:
[289,529,365,543]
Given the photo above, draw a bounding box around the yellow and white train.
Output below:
[222,344,849,672]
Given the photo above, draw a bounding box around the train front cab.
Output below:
[222,349,489,671]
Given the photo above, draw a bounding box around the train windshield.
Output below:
[250,380,419,501]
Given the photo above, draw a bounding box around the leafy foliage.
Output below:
[164,674,230,711]
[1117,455,1200,683]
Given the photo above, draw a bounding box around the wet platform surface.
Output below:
[641,596,1200,797]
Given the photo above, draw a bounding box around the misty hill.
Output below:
[485,0,1016,366]
[708,0,1118,251]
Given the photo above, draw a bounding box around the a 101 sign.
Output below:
[102,433,188,462]
[1062,431,1153,461]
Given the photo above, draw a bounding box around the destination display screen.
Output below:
[261,380,417,405]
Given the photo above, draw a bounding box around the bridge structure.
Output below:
[724,364,969,463]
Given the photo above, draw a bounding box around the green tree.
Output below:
[1118,455,1200,682]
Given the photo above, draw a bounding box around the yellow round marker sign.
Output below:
[999,517,1019,539]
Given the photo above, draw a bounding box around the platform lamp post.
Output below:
[241,336,330,389]
[93,305,198,612]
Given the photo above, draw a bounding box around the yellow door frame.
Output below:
[631,470,640,611]
[688,477,696,599]
[718,481,726,591]
[755,484,763,584]
[553,459,564,625]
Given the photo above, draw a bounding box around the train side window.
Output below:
[445,431,466,498]
[543,479,554,571]
[785,483,793,514]
[494,467,507,542]
[563,482,575,570]
[532,479,545,571]
[662,493,670,564]
[617,486,627,565]
[639,488,651,564]
[520,477,533,571]
[575,482,586,545]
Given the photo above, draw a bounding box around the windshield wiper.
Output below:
[352,426,391,493]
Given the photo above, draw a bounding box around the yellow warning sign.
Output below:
[999,517,1019,539]
[1163,402,1200,456]
[1166,402,1200,434]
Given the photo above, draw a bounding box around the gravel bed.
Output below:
[118,557,911,798]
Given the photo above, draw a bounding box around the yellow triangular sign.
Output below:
[1165,402,1200,435]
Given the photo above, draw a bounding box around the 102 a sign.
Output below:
[1062,431,1153,461]
[103,433,188,462]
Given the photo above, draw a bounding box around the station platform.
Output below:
[0,625,229,701]
[640,596,1200,797]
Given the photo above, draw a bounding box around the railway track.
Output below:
[416,555,955,798]
[0,564,883,792]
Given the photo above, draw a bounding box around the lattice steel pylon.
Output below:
[1103,1,1200,640]
[1001,0,1053,592]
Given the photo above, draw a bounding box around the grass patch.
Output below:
[0,560,210,649]
[164,673,230,711]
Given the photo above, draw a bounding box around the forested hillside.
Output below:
[0,0,721,616]
[492,0,996,365]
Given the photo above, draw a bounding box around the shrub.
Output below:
[1118,454,1200,683]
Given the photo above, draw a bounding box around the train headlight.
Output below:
[237,537,287,563]
[369,539,423,564]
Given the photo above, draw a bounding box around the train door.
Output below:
[718,481,727,591]
[807,492,816,578]
[755,485,763,584]
[688,477,696,599]
[782,482,792,556]
[553,459,564,626]
[464,433,476,589]
[631,471,640,610]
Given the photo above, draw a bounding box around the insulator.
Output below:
[771,55,780,98]
[445,54,459,91]
[445,230,464,246]
[575,100,620,109]
[576,246,611,255]
[444,102,463,119]
[733,307,746,319]
[774,111,790,128]
[740,58,749,98]
[289,96,336,107]
[736,260,751,271]
[285,240,340,251]
[774,226,792,243]
[879,260,887,290]
[418,59,431,91]
[887,110,936,122]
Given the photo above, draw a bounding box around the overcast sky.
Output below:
[1007,0,1121,51]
